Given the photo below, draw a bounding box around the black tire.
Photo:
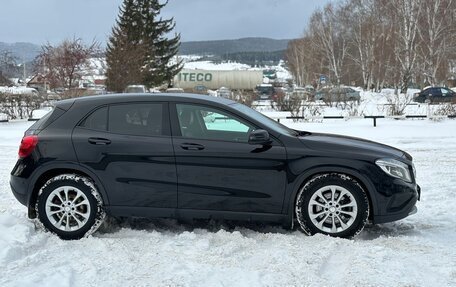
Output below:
[295,173,369,238]
[36,174,105,240]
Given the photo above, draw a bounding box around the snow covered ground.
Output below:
[1,118,456,286]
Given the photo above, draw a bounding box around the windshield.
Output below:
[231,103,298,136]
[256,86,274,95]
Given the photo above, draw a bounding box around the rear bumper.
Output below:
[10,157,36,208]
[10,174,29,206]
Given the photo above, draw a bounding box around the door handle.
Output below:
[180,143,205,150]
[88,137,111,145]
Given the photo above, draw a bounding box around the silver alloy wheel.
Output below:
[308,185,358,233]
[45,186,91,231]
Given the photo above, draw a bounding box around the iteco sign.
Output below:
[177,72,213,82]
[173,69,263,90]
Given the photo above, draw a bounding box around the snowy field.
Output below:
[1,118,456,286]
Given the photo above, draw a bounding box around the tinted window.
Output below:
[80,107,107,131]
[109,103,163,136]
[422,88,432,95]
[176,104,254,142]
[441,88,452,95]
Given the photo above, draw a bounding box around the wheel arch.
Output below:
[27,163,109,219]
[284,166,378,223]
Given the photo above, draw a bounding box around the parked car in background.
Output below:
[166,88,184,93]
[315,87,361,103]
[11,93,419,240]
[255,84,274,100]
[413,87,456,103]
[124,85,147,93]
[216,87,232,99]
[292,86,315,101]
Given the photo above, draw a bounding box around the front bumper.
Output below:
[372,181,421,224]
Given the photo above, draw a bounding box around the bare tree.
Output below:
[390,0,423,93]
[0,50,19,80]
[36,38,99,90]
[285,37,321,87]
[345,0,385,89]
[309,3,349,86]
[417,0,456,85]
[288,0,456,91]
[285,39,307,87]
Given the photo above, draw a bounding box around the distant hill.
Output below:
[0,42,41,62]
[179,37,291,55]
[0,37,291,65]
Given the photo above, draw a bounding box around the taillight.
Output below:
[19,135,38,158]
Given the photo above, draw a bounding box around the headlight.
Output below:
[375,158,412,183]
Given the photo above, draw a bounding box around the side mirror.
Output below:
[248,129,272,145]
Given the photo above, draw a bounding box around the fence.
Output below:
[273,114,456,127]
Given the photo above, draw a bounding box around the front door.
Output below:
[170,103,287,214]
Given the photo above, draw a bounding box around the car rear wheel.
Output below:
[295,173,369,238]
[36,174,105,240]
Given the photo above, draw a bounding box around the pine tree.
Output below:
[106,0,182,92]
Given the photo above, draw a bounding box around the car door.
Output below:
[430,88,442,102]
[441,88,453,102]
[170,103,287,214]
[72,102,177,208]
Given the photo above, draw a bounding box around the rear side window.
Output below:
[80,107,108,131]
[108,103,164,136]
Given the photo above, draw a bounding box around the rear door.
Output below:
[430,88,441,102]
[72,102,177,208]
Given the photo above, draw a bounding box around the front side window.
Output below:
[109,103,164,136]
[176,104,254,142]
[441,88,451,95]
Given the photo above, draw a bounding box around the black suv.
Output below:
[413,87,456,103]
[10,94,420,239]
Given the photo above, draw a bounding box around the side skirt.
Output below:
[106,206,290,227]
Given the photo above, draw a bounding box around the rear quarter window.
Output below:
[28,107,66,132]
[79,107,108,131]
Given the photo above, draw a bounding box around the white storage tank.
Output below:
[173,69,263,90]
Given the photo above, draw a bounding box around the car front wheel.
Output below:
[295,173,369,238]
[36,174,106,240]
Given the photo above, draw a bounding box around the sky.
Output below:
[0,0,330,44]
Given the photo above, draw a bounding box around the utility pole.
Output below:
[23,57,26,85]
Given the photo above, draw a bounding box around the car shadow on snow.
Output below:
[96,216,293,237]
[357,222,419,240]
[96,216,420,240]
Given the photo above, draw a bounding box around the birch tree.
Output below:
[309,4,348,85]
[285,37,319,87]
[391,0,423,92]
[417,0,455,85]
